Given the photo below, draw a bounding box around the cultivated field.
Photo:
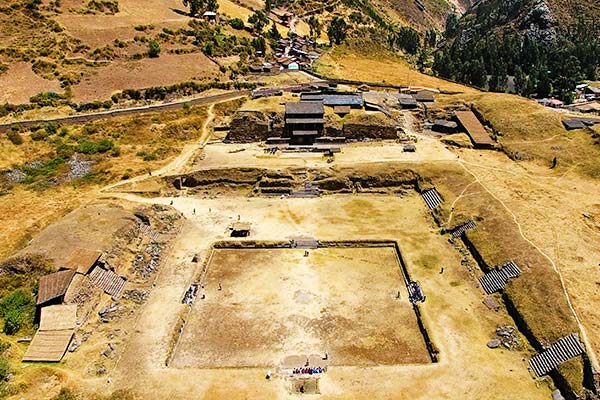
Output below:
[72,53,220,102]
[171,247,430,368]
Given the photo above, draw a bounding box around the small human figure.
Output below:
[218,282,222,291]
[170,200,173,206]
[305,358,309,367]
[304,250,309,257]
[397,291,401,299]
[193,208,196,215]
[237,214,241,221]
[149,171,152,176]
[265,370,271,380]
[201,290,206,300]
[323,351,328,360]
[439,267,444,274]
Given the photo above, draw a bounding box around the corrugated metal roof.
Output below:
[22,330,74,362]
[39,305,77,331]
[455,111,494,147]
[89,266,127,299]
[414,91,435,102]
[479,261,522,294]
[326,95,363,106]
[285,101,324,115]
[59,249,102,274]
[450,220,476,238]
[37,270,76,305]
[421,188,443,209]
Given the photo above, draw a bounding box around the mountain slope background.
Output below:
[434,0,600,100]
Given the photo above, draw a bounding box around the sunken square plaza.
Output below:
[170,246,431,368]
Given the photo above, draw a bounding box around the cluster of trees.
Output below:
[389,26,421,55]
[181,0,217,17]
[327,17,348,45]
[434,9,600,101]
[248,10,269,32]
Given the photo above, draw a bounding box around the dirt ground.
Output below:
[65,193,549,400]
[56,0,189,47]
[71,53,221,102]
[171,247,430,368]
[0,62,62,104]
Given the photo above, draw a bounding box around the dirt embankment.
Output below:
[430,175,593,398]
[225,111,271,143]
[167,165,425,196]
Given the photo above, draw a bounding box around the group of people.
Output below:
[264,147,278,154]
[292,366,324,375]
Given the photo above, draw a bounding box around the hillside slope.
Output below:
[433,0,600,99]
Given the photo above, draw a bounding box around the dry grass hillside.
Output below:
[0,104,214,260]
[314,49,476,93]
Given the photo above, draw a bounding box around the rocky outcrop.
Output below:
[520,0,557,44]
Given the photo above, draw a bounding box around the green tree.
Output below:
[265,0,271,12]
[268,22,281,40]
[182,0,200,16]
[203,41,214,56]
[445,13,459,38]
[251,37,266,54]
[395,26,420,55]
[206,0,218,12]
[248,10,268,32]
[148,40,161,58]
[229,17,244,29]
[327,17,348,46]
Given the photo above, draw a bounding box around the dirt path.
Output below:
[154,103,216,177]
[101,102,219,192]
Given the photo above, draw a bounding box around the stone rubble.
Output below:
[98,303,124,323]
[488,325,520,350]
[122,289,150,304]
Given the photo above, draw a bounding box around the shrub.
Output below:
[30,130,48,141]
[0,358,9,382]
[148,40,160,58]
[7,131,23,145]
[142,153,157,161]
[97,139,114,153]
[0,340,9,354]
[2,309,21,335]
[229,18,245,30]
[0,290,35,335]
[52,388,77,400]
[75,139,114,154]
[45,122,59,135]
